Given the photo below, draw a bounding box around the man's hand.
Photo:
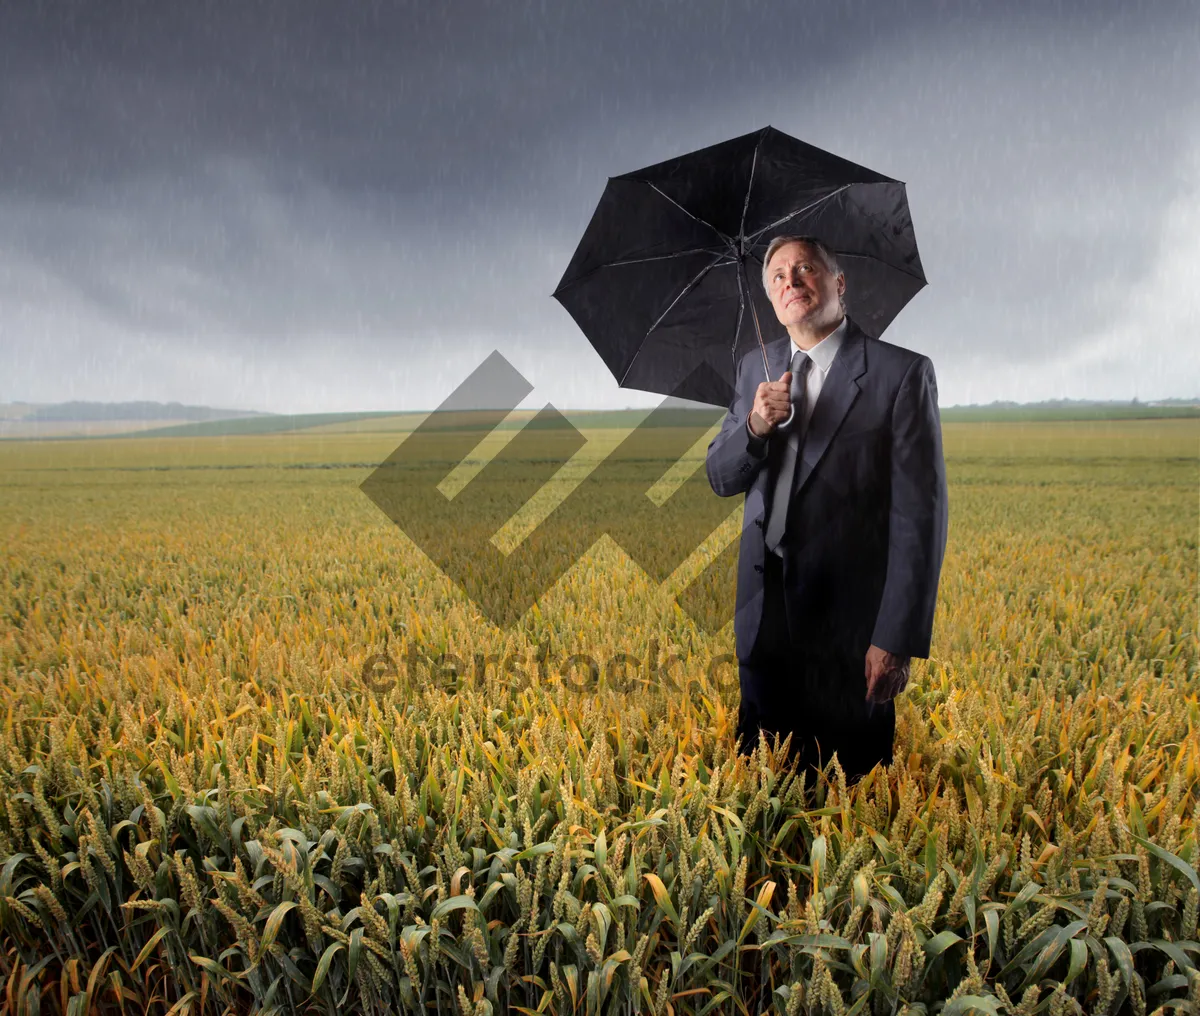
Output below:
[748,372,793,437]
[865,644,911,703]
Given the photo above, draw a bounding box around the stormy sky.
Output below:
[2,1,1197,412]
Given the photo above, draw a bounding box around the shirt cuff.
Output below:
[744,415,769,456]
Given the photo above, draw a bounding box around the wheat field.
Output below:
[0,418,1196,1015]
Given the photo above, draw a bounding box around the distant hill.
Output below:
[0,402,39,421]
[938,398,1199,422]
[123,400,1200,435]
[17,400,268,422]
[2,397,1197,441]
[0,400,270,439]
[130,411,404,438]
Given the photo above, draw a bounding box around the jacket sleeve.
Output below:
[705,350,771,497]
[870,355,949,659]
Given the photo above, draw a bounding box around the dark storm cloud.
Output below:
[1,0,1197,410]
[0,1,886,198]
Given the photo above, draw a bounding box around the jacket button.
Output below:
[753,564,764,573]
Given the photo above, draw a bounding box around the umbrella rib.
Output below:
[744,184,852,243]
[600,247,731,269]
[642,181,736,248]
[738,130,766,246]
[733,254,748,373]
[553,247,733,296]
[617,250,731,387]
[830,250,928,284]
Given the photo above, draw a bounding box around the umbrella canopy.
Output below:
[552,125,926,406]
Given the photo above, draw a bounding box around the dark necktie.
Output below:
[764,349,811,555]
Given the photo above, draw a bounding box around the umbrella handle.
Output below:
[739,257,777,383]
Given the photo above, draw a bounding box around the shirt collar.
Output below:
[790,315,848,374]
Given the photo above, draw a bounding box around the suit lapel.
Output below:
[764,336,791,385]
[793,319,868,497]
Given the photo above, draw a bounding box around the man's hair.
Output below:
[760,234,842,295]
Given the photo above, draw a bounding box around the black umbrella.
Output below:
[551,125,926,406]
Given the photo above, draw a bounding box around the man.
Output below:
[705,235,948,781]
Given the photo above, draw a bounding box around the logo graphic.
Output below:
[360,352,742,630]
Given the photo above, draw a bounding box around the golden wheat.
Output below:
[0,418,1196,1015]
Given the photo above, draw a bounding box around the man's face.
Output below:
[765,241,845,332]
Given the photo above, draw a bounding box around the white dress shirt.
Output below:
[785,314,847,431]
[747,315,848,439]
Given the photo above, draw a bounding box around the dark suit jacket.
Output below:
[705,316,948,666]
